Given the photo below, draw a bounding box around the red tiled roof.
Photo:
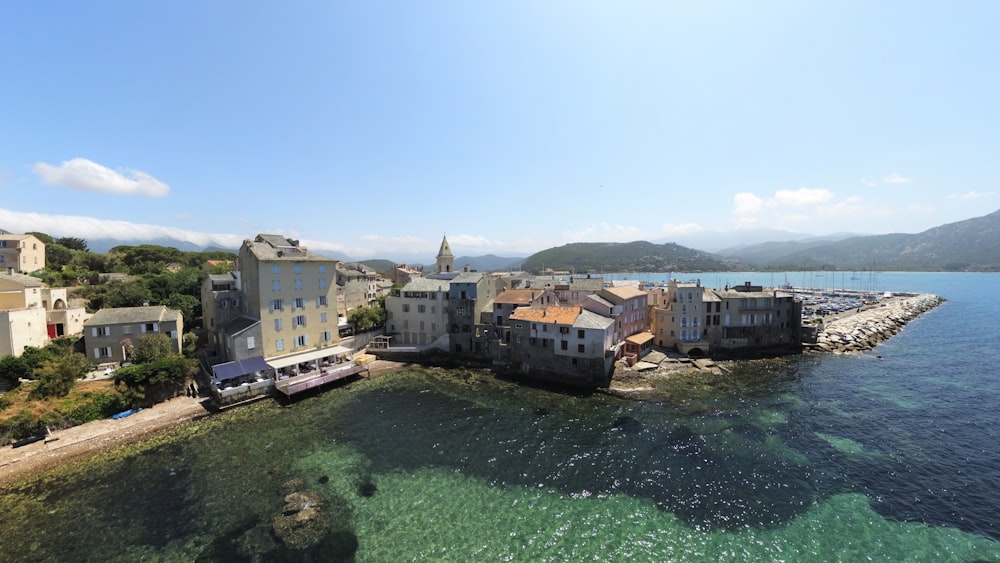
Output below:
[509,306,580,325]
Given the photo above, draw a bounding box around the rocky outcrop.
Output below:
[809,293,943,354]
[273,485,331,550]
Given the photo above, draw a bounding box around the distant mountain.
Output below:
[716,233,866,265]
[357,259,396,274]
[452,254,525,272]
[739,209,1000,271]
[521,241,736,274]
[656,228,821,253]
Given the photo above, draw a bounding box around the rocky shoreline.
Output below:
[808,293,944,354]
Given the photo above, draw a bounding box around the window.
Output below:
[273,280,281,291]
[94,347,112,359]
[293,315,307,328]
[418,305,426,313]
[122,325,133,335]
[294,298,305,309]
[294,264,302,274]
[92,326,111,337]
[273,264,280,274]
[319,277,326,289]
[515,323,522,329]
[317,295,328,307]
[402,304,410,313]
[275,318,283,330]
[542,325,548,332]
[578,344,585,353]
[247,336,256,349]
[276,339,284,351]
[321,330,332,342]
[319,265,326,273]
[561,340,568,350]
[577,329,585,338]
[271,299,284,312]
[294,279,303,290]
[559,326,569,334]
[320,312,328,323]
[143,323,157,333]
[295,335,308,347]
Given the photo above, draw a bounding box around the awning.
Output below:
[266,346,352,370]
[213,356,271,383]
[626,332,655,345]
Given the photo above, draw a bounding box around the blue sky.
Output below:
[1,1,998,261]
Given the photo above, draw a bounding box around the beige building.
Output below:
[0,272,88,356]
[85,305,183,365]
[651,279,802,356]
[231,234,343,365]
[384,276,450,349]
[0,233,45,273]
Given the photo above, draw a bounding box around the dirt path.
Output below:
[0,395,214,487]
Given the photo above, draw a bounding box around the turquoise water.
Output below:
[1,272,999,562]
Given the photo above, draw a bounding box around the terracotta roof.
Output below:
[604,285,647,300]
[509,306,580,325]
[626,331,654,345]
[495,289,544,305]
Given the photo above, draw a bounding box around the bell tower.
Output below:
[436,235,454,274]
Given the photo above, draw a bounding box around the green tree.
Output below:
[45,243,75,269]
[166,293,200,325]
[114,356,194,406]
[347,302,386,332]
[20,345,61,376]
[131,333,175,364]
[56,237,89,252]
[0,356,31,389]
[29,353,90,399]
[26,231,54,245]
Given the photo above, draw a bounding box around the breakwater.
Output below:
[809,293,944,354]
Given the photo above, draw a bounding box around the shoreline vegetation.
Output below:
[0,295,943,489]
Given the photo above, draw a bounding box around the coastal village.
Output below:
[0,231,942,415]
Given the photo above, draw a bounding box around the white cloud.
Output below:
[0,208,239,248]
[564,223,642,242]
[659,223,706,236]
[772,188,834,207]
[733,192,764,216]
[882,173,911,185]
[33,157,170,197]
[948,191,995,200]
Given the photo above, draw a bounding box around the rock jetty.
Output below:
[809,293,944,354]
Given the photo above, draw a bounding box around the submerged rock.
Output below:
[272,489,331,551]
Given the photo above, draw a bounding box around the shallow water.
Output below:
[1,272,998,562]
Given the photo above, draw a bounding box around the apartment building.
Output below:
[507,305,616,386]
[383,276,450,348]
[230,234,342,364]
[0,233,45,273]
[85,305,183,365]
[0,272,88,356]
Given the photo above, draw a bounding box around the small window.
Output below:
[560,340,568,350]
[247,336,256,349]
[577,329,584,339]
[293,315,306,328]
[276,339,284,351]
[294,264,302,274]
[294,279,303,290]
[321,312,328,323]
[294,297,305,309]
[273,280,281,291]
[273,264,280,274]
[295,335,308,347]
[515,323,522,329]
[275,318,283,331]
[578,344,585,353]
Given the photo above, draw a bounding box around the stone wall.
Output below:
[809,293,944,354]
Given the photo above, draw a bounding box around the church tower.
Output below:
[436,235,454,274]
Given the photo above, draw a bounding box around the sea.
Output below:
[1,272,998,562]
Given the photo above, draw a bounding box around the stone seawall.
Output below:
[809,293,944,354]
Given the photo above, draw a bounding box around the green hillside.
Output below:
[740,209,1000,271]
[521,241,735,274]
